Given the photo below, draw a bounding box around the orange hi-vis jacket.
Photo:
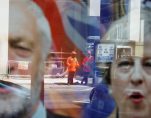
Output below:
[66,56,79,72]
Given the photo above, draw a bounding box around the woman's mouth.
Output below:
[129,92,144,104]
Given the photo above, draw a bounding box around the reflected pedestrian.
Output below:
[66,51,79,85]
[81,50,94,85]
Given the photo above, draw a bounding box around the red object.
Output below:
[34,0,84,63]
[34,0,78,52]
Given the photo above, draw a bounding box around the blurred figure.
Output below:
[66,51,79,85]
[81,51,94,85]
[83,83,115,118]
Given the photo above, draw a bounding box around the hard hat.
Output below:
[71,51,77,54]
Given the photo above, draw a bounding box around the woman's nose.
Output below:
[130,60,143,86]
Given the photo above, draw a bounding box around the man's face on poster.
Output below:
[0,1,42,117]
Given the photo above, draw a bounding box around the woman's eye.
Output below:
[143,60,151,67]
[116,60,133,73]
[143,59,151,74]
[117,60,133,67]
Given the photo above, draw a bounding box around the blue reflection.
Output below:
[83,83,115,118]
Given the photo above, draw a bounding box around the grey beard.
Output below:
[0,99,32,118]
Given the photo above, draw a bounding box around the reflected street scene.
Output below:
[0,0,151,118]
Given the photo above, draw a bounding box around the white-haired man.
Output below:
[0,0,70,118]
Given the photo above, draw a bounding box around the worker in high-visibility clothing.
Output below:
[66,51,79,85]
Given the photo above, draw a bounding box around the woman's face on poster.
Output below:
[111,35,151,117]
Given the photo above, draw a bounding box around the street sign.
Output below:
[96,44,115,62]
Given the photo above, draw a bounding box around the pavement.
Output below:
[0,76,94,118]
[2,77,93,109]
